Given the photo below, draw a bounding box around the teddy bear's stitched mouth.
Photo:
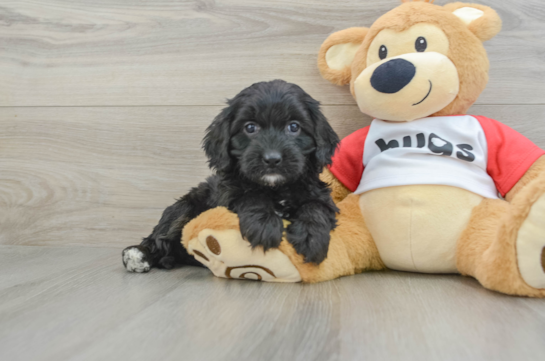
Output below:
[412,80,433,106]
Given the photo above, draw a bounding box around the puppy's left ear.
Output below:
[202,105,234,173]
[306,98,339,169]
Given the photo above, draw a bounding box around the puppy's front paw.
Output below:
[239,213,283,251]
[286,221,330,264]
[122,246,151,273]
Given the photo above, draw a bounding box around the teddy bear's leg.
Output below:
[456,179,545,297]
[278,193,386,283]
[182,207,303,282]
[181,194,385,283]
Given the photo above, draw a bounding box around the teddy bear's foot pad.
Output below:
[122,246,151,273]
[516,194,545,289]
[186,229,301,283]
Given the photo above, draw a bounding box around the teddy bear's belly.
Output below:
[359,185,484,273]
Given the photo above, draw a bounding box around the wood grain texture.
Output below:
[1,0,544,106]
[0,245,544,361]
[2,1,545,360]
[0,106,217,247]
[1,105,545,248]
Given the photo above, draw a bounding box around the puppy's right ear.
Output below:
[318,27,368,86]
[202,106,234,173]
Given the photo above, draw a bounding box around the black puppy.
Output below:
[122,80,339,273]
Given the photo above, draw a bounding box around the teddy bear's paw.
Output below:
[516,194,545,289]
[122,246,151,273]
[185,228,301,283]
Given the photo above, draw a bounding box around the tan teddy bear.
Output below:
[182,0,545,297]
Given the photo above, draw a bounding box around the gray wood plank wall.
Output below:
[1,0,545,248]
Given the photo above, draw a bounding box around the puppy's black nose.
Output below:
[263,151,282,166]
[370,58,416,94]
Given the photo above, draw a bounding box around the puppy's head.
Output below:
[203,80,339,187]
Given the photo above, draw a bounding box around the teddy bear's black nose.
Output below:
[370,58,416,94]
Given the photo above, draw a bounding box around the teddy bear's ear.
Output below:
[444,2,502,41]
[318,27,368,86]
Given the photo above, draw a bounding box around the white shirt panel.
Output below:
[354,115,498,199]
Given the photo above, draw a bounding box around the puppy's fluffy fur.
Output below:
[123,80,340,272]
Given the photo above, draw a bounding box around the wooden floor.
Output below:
[1,0,545,360]
[1,245,544,361]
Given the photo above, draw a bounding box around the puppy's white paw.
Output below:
[122,246,151,273]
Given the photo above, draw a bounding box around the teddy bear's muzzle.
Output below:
[354,52,459,122]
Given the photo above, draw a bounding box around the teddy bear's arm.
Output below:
[475,116,545,201]
[320,168,352,203]
[505,156,545,202]
[318,127,370,203]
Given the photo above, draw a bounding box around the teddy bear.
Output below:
[180,0,545,297]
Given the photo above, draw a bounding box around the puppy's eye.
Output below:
[244,122,259,135]
[379,45,388,60]
[415,37,427,52]
[287,122,300,134]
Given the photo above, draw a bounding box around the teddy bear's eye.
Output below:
[379,45,388,60]
[415,37,427,52]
